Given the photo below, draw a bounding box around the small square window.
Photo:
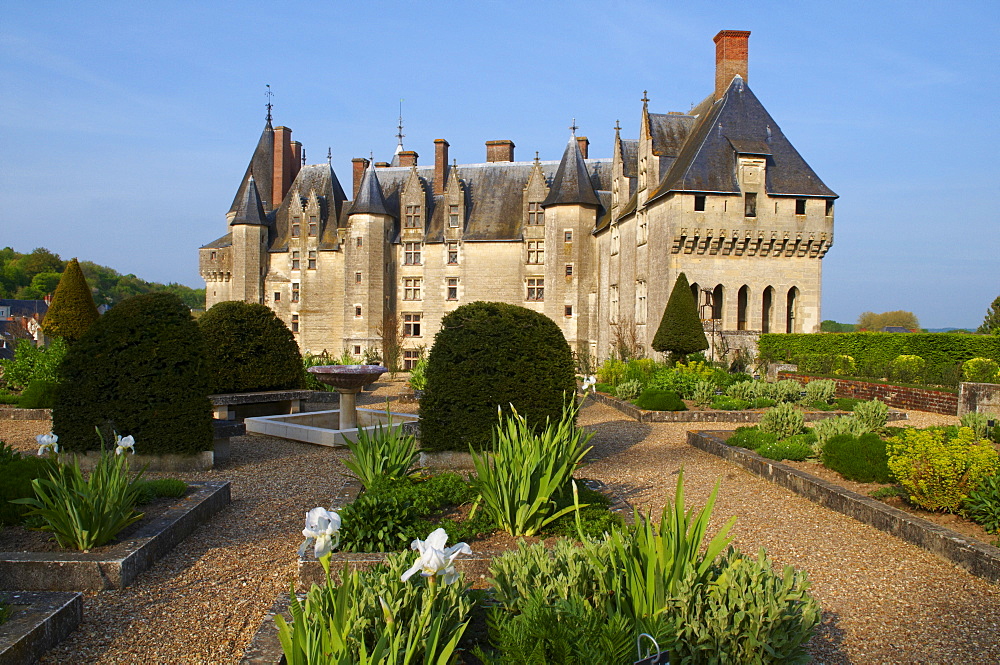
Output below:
[291,313,299,333]
[564,230,572,243]
[307,250,317,270]
[526,278,544,301]
[356,237,363,247]
[447,242,459,265]
[403,313,422,337]
[565,264,573,277]
[564,305,573,317]
[527,240,544,264]
[292,224,300,238]
[355,272,362,283]
[274,291,280,302]
[527,201,544,225]
[355,305,362,317]
[291,251,300,270]
[795,199,806,215]
[403,349,421,370]
[447,277,458,301]
[404,205,422,229]
[404,242,422,265]
[744,193,757,218]
[353,345,362,355]
[694,195,706,212]
[403,278,422,301]
[291,283,300,302]
[449,205,460,228]
[308,223,318,236]
[210,251,217,260]
[825,200,834,216]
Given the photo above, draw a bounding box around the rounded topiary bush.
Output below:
[52,292,212,455]
[633,388,687,411]
[419,301,576,452]
[199,301,304,394]
[822,433,892,483]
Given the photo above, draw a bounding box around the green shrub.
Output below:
[342,416,419,490]
[835,397,863,411]
[889,355,926,383]
[759,403,805,439]
[960,411,997,441]
[692,379,715,408]
[420,302,575,452]
[726,427,778,451]
[667,548,821,664]
[772,379,805,403]
[750,397,777,409]
[0,391,19,405]
[757,438,813,461]
[543,484,624,539]
[622,358,661,385]
[964,473,1000,534]
[199,301,304,394]
[963,357,1000,383]
[810,400,836,411]
[726,379,763,403]
[594,382,614,394]
[821,433,893,483]
[634,388,686,411]
[14,447,145,550]
[0,456,56,525]
[887,427,1000,512]
[870,486,908,500]
[804,379,836,404]
[18,379,58,409]
[0,441,19,465]
[647,368,699,399]
[853,399,889,433]
[614,379,644,401]
[52,292,213,455]
[133,478,188,505]
[301,352,335,391]
[40,258,100,342]
[711,395,749,411]
[471,398,592,537]
[0,338,68,392]
[595,357,627,387]
[652,272,709,362]
[407,356,428,391]
[811,415,866,452]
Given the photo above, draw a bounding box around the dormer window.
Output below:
[405,205,421,229]
[449,205,460,228]
[292,223,300,238]
[308,220,318,236]
[527,202,544,225]
[795,199,806,215]
[744,193,757,218]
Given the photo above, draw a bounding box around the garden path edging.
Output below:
[0,481,231,591]
[0,591,81,665]
[687,430,1000,584]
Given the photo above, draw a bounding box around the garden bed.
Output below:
[591,391,908,424]
[687,430,1000,584]
[0,591,81,665]
[778,372,959,415]
[0,481,231,591]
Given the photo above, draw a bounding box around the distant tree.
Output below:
[652,272,708,363]
[16,248,64,276]
[979,296,1000,335]
[41,258,100,342]
[857,310,920,331]
[820,320,857,333]
[30,272,62,296]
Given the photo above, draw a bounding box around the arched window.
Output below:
[712,285,724,322]
[762,286,774,333]
[737,285,749,331]
[786,287,799,333]
[690,281,700,305]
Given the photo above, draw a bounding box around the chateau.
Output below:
[200,30,836,367]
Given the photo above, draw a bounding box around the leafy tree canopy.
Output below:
[856,310,920,332]
[979,295,1000,335]
[0,246,205,310]
[820,320,857,333]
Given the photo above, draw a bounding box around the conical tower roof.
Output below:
[230,174,268,226]
[349,159,389,216]
[542,133,600,207]
[229,120,275,212]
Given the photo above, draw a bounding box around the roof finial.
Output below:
[301,148,306,167]
[327,147,332,164]
[642,90,649,103]
[615,119,621,131]
[396,99,405,149]
[265,84,273,123]
[534,150,540,164]
[569,118,578,136]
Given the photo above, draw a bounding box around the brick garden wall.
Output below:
[778,373,958,416]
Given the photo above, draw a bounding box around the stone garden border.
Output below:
[0,481,231,591]
[0,408,51,421]
[687,430,1000,584]
[0,591,81,665]
[590,391,908,424]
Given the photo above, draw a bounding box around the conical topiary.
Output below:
[652,272,708,363]
[41,258,99,342]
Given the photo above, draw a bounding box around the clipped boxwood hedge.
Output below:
[419,302,576,452]
[199,301,304,394]
[52,292,213,455]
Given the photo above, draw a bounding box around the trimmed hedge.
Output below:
[419,302,576,452]
[199,301,304,394]
[0,456,56,525]
[52,292,213,455]
[821,433,893,483]
[634,388,687,411]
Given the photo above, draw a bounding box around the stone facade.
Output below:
[200,30,836,366]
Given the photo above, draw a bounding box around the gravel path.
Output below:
[2,391,998,663]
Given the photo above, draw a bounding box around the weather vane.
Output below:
[327,147,332,164]
[301,148,306,166]
[265,84,273,122]
[569,118,577,136]
[396,99,405,148]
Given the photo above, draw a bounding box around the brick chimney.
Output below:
[486,140,515,163]
[714,30,750,100]
[273,126,294,208]
[398,150,418,167]
[352,157,369,199]
[434,139,449,195]
[290,141,302,181]
[576,136,590,159]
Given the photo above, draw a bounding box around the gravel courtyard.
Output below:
[2,384,997,663]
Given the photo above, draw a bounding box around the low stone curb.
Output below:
[687,430,1000,584]
[0,408,51,421]
[591,391,908,424]
[0,591,81,665]
[0,481,231,591]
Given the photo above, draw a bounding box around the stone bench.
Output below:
[209,390,323,421]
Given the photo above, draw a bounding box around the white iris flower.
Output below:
[401,528,471,585]
[581,375,597,393]
[115,434,135,456]
[299,507,342,559]
[36,432,59,456]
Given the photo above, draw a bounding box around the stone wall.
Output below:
[778,372,958,415]
[958,382,1000,416]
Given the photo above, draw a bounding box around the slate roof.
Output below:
[0,299,48,319]
[348,160,389,217]
[268,164,349,250]
[200,233,233,249]
[230,175,268,226]
[648,76,837,200]
[229,121,275,213]
[542,135,601,207]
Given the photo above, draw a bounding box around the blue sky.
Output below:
[1,1,997,328]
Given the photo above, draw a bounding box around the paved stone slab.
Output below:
[0,591,81,665]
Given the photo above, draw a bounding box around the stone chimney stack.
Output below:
[398,151,418,167]
[273,126,294,209]
[486,140,515,163]
[434,139,449,195]
[352,157,369,199]
[714,30,750,100]
[576,136,590,159]
[290,141,302,181]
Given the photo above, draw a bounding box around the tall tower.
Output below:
[230,175,269,304]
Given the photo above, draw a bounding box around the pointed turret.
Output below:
[349,159,389,216]
[542,132,600,207]
[230,121,275,213]
[230,175,268,226]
